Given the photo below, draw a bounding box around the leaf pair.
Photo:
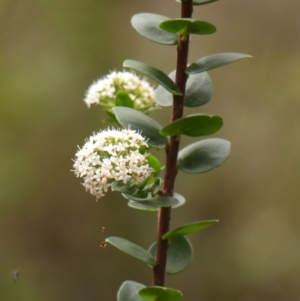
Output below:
[124,56,251,108]
[105,235,193,274]
[131,14,215,46]
[113,107,231,175]
[113,107,223,145]
[105,220,218,274]
[155,53,251,108]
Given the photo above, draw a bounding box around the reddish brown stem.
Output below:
[152,0,193,287]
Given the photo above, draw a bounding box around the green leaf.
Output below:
[160,19,216,35]
[112,107,167,148]
[124,194,179,207]
[148,196,180,207]
[171,192,186,208]
[123,59,182,96]
[115,91,134,108]
[185,72,213,107]
[127,201,158,213]
[148,236,193,274]
[105,237,156,266]
[160,114,223,137]
[111,181,140,195]
[117,281,146,301]
[186,52,252,74]
[138,177,156,193]
[146,155,161,176]
[162,220,219,239]
[123,192,155,202]
[127,192,185,213]
[154,83,173,107]
[154,70,212,107]
[178,138,231,174]
[139,286,183,301]
[176,0,219,5]
[131,13,178,45]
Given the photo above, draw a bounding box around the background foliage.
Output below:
[1,0,300,300]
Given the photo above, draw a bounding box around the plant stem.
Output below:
[153,0,193,287]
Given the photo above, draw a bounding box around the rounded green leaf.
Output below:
[127,192,185,213]
[105,236,156,266]
[115,91,134,108]
[111,178,156,198]
[148,236,193,274]
[160,19,216,35]
[124,195,179,207]
[127,201,158,213]
[111,181,140,195]
[154,82,173,107]
[172,192,186,208]
[185,72,213,107]
[123,59,182,96]
[178,138,231,174]
[131,13,178,45]
[117,280,146,301]
[138,176,155,194]
[160,114,223,137]
[123,192,154,202]
[162,220,219,239]
[154,70,212,107]
[112,107,167,148]
[136,176,155,193]
[148,196,180,207]
[139,286,183,301]
[146,155,161,176]
[176,0,219,5]
[186,52,252,75]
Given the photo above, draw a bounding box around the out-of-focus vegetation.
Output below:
[1,1,300,300]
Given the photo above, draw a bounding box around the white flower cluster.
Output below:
[73,128,153,200]
[83,71,157,113]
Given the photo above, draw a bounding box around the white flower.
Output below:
[73,128,153,200]
[83,71,157,113]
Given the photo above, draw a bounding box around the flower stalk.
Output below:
[153,0,194,287]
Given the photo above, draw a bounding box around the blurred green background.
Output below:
[1,0,300,300]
